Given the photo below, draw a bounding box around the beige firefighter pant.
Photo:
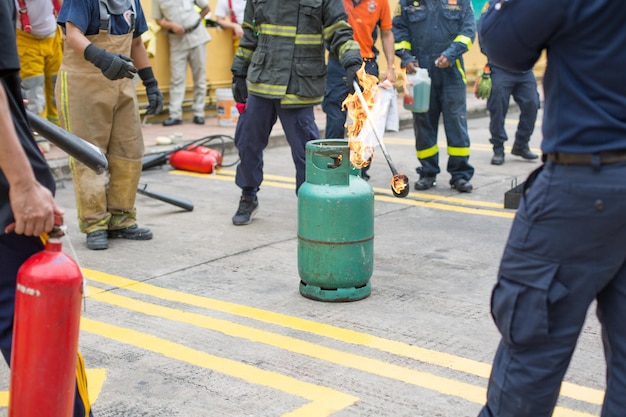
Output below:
[56,31,144,234]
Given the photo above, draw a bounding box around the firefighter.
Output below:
[479,1,626,416]
[392,0,476,193]
[15,0,63,126]
[229,0,363,225]
[55,0,164,250]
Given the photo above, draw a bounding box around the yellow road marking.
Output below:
[84,270,604,408]
[80,318,358,417]
[86,286,486,403]
[0,368,107,408]
[170,169,516,218]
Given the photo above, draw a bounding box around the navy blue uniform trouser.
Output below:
[234,94,320,196]
[479,161,626,417]
[0,233,92,417]
[412,64,474,184]
[487,67,539,153]
[322,58,379,140]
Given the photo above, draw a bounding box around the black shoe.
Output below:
[232,196,259,225]
[415,177,436,190]
[491,151,505,165]
[511,146,538,160]
[108,224,153,240]
[162,118,182,127]
[451,178,473,193]
[86,230,108,250]
[192,116,205,125]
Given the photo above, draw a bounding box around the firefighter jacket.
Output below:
[231,0,362,107]
[393,0,475,78]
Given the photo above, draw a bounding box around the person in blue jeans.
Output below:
[479,1,626,416]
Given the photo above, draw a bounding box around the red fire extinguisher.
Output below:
[9,223,83,417]
[169,145,223,174]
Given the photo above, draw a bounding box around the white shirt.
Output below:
[214,0,245,25]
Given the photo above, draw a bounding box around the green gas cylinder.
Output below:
[298,139,374,302]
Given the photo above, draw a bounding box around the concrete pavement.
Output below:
[0,83,607,416]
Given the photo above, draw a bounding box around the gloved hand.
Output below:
[474,65,492,100]
[345,63,363,94]
[138,67,164,115]
[232,75,248,103]
[84,43,137,81]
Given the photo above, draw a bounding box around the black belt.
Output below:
[185,19,202,33]
[543,150,626,165]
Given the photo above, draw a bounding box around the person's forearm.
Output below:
[131,36,151,69]
[0,83,37,188]
[64,22,91,56]
[216,16,236,30]
[381,30,395,70]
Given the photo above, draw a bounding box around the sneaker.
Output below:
[108,224,153,240]
[511,146,538,160]
[414,176,437,190]
[86,230,108,250]
[491,151,505,165]
[451,178,473,193]
[232,196,259,225]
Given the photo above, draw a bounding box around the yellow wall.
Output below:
[138,0,546,120]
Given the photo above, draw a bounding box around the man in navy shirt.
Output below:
[478,1,626,416]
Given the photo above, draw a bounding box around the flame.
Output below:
[391,174,408,195]
[344,65,380,169]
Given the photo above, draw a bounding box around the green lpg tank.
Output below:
[298,139,374,302]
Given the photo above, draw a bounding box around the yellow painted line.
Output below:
[84,270,603,407]
[80,318,357,417]
[170,169,295,183]
[374,194,514,218]
[171,169,515,217]
[86,286,488,403]
[0,368,107,408]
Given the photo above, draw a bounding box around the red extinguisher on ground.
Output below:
[9,220,83,417]
[169,145,223,174]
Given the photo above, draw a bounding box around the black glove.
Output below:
[232,75,248,103]
[138,67,164,115]
[84,43,137,81]
[345,63,362,94]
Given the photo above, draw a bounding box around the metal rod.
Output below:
[352,81,399,175]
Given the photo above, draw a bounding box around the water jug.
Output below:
[298,140,374,302]
[403,68,431,113]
